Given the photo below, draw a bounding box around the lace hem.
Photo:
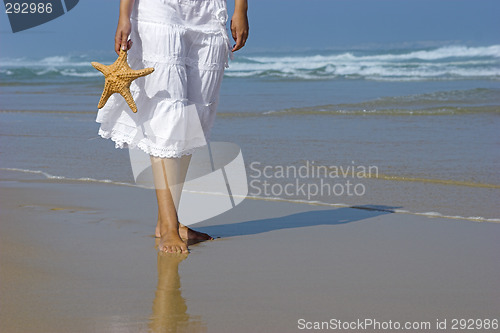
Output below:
[98,128,205,159]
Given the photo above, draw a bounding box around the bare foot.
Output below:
[158,231,188,254]
[179,224,213,241]
[156,220,213,241]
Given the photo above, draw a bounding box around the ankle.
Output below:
[159,221,179,232]
[162,227,181,236]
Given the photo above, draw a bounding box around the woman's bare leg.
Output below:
[154,155,212,241]
[151,156,188,253]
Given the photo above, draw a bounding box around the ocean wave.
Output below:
[0,54,105,81]
[1,45,499,81]
[225,44,500,80]
[247,45,500,64]
[224,61,500,80]
[0,55,92,68]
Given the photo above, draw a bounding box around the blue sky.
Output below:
[1,0,500,58]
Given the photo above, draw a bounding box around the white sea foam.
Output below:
[225,45,500,80]
[244,195,500,223]
[0,56,91,68]
[0,167,137,187]
[60,70,102,77]
[2,167,498,224]
[246,45,500,65]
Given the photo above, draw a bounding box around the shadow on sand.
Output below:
[195,204,401,238]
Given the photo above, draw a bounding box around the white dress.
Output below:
[96,0,231,158]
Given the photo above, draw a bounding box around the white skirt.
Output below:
[96,0,231,158]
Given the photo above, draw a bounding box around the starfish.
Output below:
[92,49,154,113]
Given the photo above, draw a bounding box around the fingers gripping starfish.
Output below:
[92,49,154,113]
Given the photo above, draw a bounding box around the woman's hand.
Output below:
[114,0,135,54]
[231,0,249,52]
[115,18,133,55]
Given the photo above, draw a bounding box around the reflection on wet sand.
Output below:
[149,247,206,333]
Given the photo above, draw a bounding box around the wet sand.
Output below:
[1,171,499,333]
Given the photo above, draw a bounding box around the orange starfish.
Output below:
[92,49,154,113]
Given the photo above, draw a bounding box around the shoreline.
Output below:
[2,167,499,223]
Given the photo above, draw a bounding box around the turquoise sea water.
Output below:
[1,45,499,220]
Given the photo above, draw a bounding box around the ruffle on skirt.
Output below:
[97,96,214,158]
[96,0,231,158]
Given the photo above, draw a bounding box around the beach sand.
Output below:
[1,170,499,333]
